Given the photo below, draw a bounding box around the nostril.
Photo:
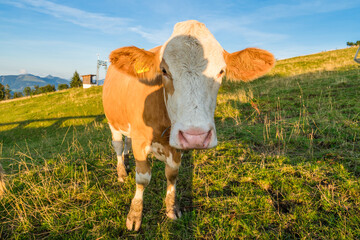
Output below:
[178,131,188,144]
[203,130,212,147]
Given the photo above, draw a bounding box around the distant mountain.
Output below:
[0,74,70,92]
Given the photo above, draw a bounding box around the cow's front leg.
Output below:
[126,141,151,231]
[165,149,182,219]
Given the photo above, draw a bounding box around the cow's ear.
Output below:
[224,48,275,82]
[109,46,161,81]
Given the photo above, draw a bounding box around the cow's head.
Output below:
[110,20,275,150]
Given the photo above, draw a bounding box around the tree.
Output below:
[58,83,69,90]
[4,84,11,100]
[13,92,23,99]
[0,83,4,100]
[39,84,56,93]
[70,71,82,88]
[23,86,32,96]
[347,41,360,47]
[32,85,40,95]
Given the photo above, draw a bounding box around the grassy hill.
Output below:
[0,47,359,239]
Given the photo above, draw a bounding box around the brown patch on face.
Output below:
[224,48,275,82]
[160,59,175,96]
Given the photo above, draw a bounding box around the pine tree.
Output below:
[23,86,32,96]
[32,85,40,95]
[4,84,11,100]
[0,83,4,100]
[70,71,82,88]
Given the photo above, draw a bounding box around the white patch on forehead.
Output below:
[160,20,226,80]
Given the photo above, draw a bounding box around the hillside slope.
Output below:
[0,47,359,239]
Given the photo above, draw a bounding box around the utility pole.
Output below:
[96,54,108,85]
[354,46,360,64]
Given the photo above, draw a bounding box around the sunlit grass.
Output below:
[0,47,359,239]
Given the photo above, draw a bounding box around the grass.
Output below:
[0,47,359,239]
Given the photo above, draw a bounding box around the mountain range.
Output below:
[0,74,70,92]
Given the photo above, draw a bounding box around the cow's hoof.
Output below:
[126,199,143,231]
[166,205,182,220]
[117,165,128,183]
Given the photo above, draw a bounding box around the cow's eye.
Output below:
[162,68,167,75]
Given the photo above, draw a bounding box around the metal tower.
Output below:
[354,46,360,64]
[96,54,108,85]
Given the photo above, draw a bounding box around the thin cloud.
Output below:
[9,0,130,32]
[2,0,168,44]
[129,26,172,45]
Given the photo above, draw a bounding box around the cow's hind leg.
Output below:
[126,140,151,231]
[165,148,182,219]
[109,125,128,182]
[123,136,132,172]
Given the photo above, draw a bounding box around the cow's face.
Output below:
[109,20,275,150]
[160,25,225,149]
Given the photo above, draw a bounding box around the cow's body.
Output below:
[103,20,275,231]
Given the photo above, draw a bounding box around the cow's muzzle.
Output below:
[178,128,213,149]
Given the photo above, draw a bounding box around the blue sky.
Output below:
[0,0,359,79]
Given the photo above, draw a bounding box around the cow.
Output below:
[102,20,275,231]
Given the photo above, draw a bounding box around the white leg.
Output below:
[126,140,151,231]
[109,124,128,182]
[165,149,182,219]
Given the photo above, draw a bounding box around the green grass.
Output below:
[0,47,359,239]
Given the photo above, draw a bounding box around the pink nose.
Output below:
[178,128,212,149]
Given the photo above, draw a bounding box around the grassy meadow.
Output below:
[0,47,359,239]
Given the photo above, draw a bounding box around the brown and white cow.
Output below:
[102,20,275,231]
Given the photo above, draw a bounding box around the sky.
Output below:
[0,0,359,80]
